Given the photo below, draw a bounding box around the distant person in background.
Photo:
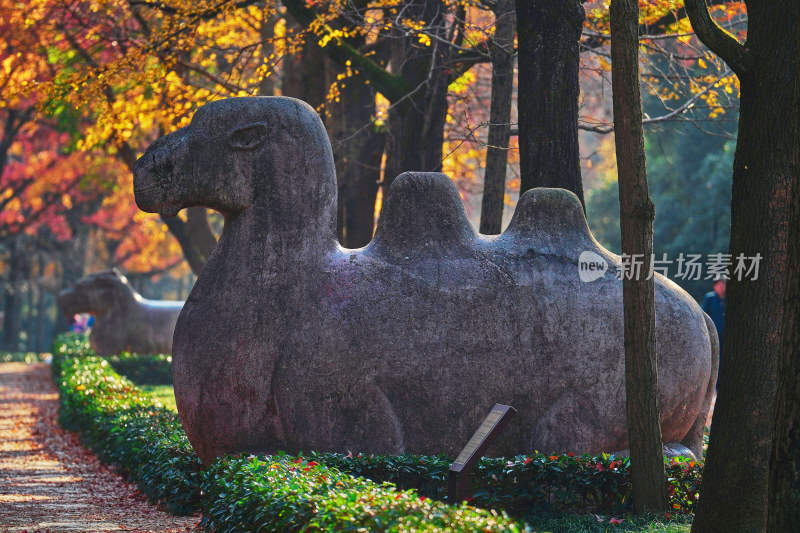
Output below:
[70,313,92,334]
[702,279,726,387]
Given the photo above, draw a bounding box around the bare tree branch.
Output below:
[683,0,751,78]
[177,59,244,94]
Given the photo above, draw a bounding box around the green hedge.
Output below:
[201,455,527,532]
[1,351,51,363]
[53,335,203,514]
[107,351,173,385]
[309,450,701,517]
[51,333,702,529]
[51,333,527,531]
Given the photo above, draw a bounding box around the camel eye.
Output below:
[228,123,268,151]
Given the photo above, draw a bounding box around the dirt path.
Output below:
[0,363,202,533]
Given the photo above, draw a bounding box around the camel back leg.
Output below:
[680,313,719,457]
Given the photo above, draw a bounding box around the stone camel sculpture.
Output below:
[134,96,718,465]
[58,269,183,356]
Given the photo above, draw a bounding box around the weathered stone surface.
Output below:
[58,269,183,356]
[133,96,718,465]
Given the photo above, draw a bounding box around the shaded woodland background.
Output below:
[1,0,741,352]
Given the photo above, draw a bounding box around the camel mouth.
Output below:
[133,139,177,214]
[133,164,161,213]
[133,183,161,194]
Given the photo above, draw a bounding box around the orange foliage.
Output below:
[1,0,747,271]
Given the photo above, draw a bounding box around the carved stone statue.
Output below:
[58,269,183,356]
[134,97,718,465]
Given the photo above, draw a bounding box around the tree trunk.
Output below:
[24,275,34,352]
[326,69,385,248]
[479,0,515,235]
[2,236,28,352]
[382,0,450,193]
[610,0,668,514]
[319,10,389,249]
[514,0,585,207]
[34,262,45,353]
[259,13,277,97]
[767,151,800,532]
[282,14,328,112]
[764,4,800,531]
[161,207,217,276]
[55,210,91,334]
[685,2,800,531]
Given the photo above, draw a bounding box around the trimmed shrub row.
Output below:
[52,333,702,529]
[201,455,527,532]
[310,449,702,517]
[1,351,51,363]
[51,334,526,531]
[53,336,203,514]
[108,351,173,385]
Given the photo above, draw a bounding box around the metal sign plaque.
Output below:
[448,404,516,503]
[453,407,508,467]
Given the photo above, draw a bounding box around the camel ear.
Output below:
[228,123,268,151]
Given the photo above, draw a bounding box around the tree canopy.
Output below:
[1,0,747,349]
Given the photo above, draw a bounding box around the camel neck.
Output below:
[214,207,339,270]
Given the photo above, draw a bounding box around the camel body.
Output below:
[58,270,183,356]
[134,97,718,464]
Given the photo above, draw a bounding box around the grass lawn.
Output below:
[139,384,177,411]
[525,513,692,532]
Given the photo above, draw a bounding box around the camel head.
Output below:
[58,269,134,318]
[134,97,337,225]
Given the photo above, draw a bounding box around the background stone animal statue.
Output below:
[58,269,183,356]
[134,96,718,465]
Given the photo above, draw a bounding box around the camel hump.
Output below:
[369,172,476,255]
[499,188,595,253]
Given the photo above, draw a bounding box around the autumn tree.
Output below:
[478,0,514,235]
[515,0,585,206]
[610,0,667,513]
[681,1,800,531]
[41,0,268,273]
[0,0,192,348]
[15,0,749,290]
